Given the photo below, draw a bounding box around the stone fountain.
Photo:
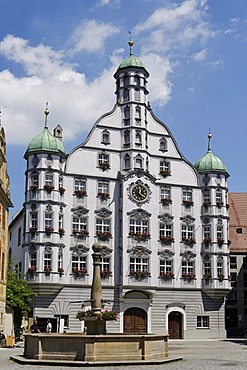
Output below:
[12,243,174,364]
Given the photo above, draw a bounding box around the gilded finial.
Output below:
[44,102,49,128]
[207,128,212,152]
[128,31,134,55]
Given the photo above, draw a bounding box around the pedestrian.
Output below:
[30,320,40,333]
[45,319,52,333]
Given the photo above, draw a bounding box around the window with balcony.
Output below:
[129,256,150,278]
[181,260,195,278]
[160,160,170,176]
[72,216,88,236]
[182,190,193,207]
[98,152,110,170]
[159,259,173,278]
[30,172,39,190]
[129,218,149,239]
[159,223,173,243]
[181,224,195,244]
[74,178,86,197]
[96,218,111,240]
[44,173,54,191]
[72,255,87,274]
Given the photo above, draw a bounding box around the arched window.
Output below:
[135,130,142,145]
[135,154,143,169]
[124,107,130,126]
[101,130,110,144]
[134,89,140,101]
[124,74,129,86]
[159,138,167,152]
[124,154,131,170]
[134,75,140,86]
[123,89,129,102]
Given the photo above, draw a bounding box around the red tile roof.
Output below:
[229,193,247,253]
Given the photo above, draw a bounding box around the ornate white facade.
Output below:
[9,43,230,338]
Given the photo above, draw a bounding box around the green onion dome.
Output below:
[194,133,227,173]
[26,106,65,155]
[117,40,146,71]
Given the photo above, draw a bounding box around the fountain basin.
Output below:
[24,333,169,362]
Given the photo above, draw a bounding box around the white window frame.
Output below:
[130,257,148,273]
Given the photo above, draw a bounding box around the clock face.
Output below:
[131,184,148,202]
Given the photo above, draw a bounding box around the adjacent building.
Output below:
[8,41,231,339]
[226,192,247,337]
[0,124,13,333]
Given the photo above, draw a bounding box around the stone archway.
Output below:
[168,311,182,339]
[124,307,147,334]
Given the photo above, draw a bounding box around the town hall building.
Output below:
[9,41,230,339]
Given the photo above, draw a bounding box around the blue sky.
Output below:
[1,0,247,219]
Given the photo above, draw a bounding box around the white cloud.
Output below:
[0,35,117,146]
[70,20,120,54]
[193,49,207,62]
[133,0,215,54]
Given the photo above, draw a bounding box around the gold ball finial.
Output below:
[128,40,134,47]
[44,102,49,116]
[208,133,212,139]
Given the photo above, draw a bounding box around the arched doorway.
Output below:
[124,307,147,334]
[168,311,182,339]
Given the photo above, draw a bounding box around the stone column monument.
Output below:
[85,243,106,334]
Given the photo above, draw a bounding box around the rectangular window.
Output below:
[29,253,37,269]
[74,178,86,192]
[72,255,87,272]
[217,225,223,240]
[130,257,148,272]
[96,218,110,233]
[203,191,210,204]
[98,153,109,167]
[44,213,53,229]
[217,261,223,277]
[44,253,52,270]
[216,191,223,203]
[203,225,211,240]
[72,216,87,233]
[161,188,171,200]
[18,227,21,246]
[59,214,63,230]
[182,190,192,202]
[181,224,194,240]
[100,257,110,273]
[159,260,173,275]
[230,257,237,269]
[204,261,211,276]
[98,182,109,194]
[58,250,63,271]
[45,173,53,186]
[30,212,38,228]
[31,173,39,187]
[159,223,172,239]
[182,260,194,275]
[129,218,149,235]
[197,316,209,328]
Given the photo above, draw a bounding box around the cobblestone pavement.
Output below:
[1,339,247,369]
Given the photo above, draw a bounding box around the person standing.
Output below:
[45,319,52,333]
[30,320,40,333]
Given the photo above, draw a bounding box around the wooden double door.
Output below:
[124,307,147,334]
[168,311,182,339]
